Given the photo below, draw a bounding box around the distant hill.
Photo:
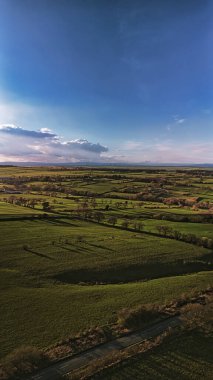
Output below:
[0,161,212,168]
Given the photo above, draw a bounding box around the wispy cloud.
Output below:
[176,118,185,124]
[173,115,186,124]
[166,115,186,133]
[107,139,213,164]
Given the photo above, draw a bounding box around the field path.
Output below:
[30,315,180,380]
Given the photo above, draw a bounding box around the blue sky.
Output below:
[0,0,212,163]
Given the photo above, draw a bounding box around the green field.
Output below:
[0,201,44,217]
[0,166,212,360]
[1,271,212,358]
[99,332,213,380]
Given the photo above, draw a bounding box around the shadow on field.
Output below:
[54,241,111,258]
[41,218,78,227]
[25,248,54,260]
[59,244,94,253]
[53,257,213,284]
[86,242,114,251]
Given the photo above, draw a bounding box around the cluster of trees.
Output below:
[156,225,213,249]
[193,201,212,210]
[151,212,213,224]
[3,196,53,211]
[163,197,212,210]
[71,203,145,231]
[135,192,167,202]
[74,198,130,216]
[163,197,197,206]
[3,196,39,208]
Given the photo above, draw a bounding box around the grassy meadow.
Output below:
[98,332,213,380]
[0,165,212,360]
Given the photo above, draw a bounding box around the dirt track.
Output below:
[30,315,180,380]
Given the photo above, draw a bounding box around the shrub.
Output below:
[180,295,213,333]
[76,235,84,243]
[22,244,31,251]
[0,346,49,379]
[117,304,162,329]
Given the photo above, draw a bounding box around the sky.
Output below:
[0,0,212,164]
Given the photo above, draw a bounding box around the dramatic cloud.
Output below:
[0,123,212,164]
[0,125,108,162]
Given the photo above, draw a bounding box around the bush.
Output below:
[180,294,213,333]
[22,244,31,251]
[117,304,162,329]
[0,346,49,379]
[76,235,84,243]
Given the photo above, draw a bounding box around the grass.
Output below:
[0,218,211,285]
[142,219,213,238]
[0,271,212,358]
[0,202,43,217]
[99,332,213,380]
[0,165,212,365]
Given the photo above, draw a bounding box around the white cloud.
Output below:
[0,125,212,163]
[0,124,108,162]
[0,124,57,138]
[39,128,53,133]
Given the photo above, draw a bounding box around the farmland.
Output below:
[98,331,213,380]
[0,165,212,365]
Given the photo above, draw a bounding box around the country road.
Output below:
[30,315,180,380]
